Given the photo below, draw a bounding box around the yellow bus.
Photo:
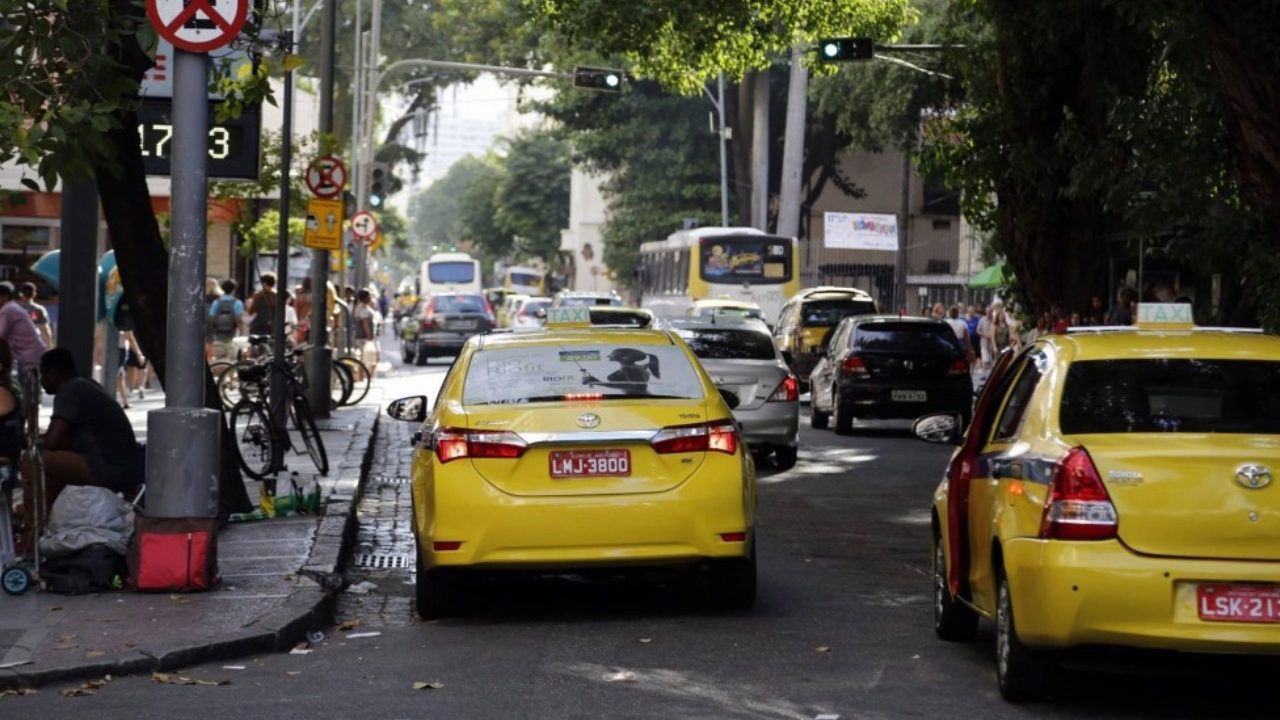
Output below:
[637,227,800,325]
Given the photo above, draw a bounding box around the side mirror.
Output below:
[912,412,965,446]
[718,388,741,410]
[534,308,548,320]
[387,395,428,422]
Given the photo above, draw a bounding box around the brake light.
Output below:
[841,356,867,375]
[948,358,969,376]
[1039,447,1118,540]
[650,420,738,455]
[767,375,799,402]
[432,428,528,463]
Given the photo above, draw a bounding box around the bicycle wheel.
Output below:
[211,361,238,409]
[330,359,353,409]
[289,394,329,475]
[229,401,276,480]
[337,356,372,405]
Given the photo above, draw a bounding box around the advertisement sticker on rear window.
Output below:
[465,346,704,404]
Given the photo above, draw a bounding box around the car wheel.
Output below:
[933,537,979,641]
[996,569,1051,702]
[414,347,430,366]
[415,545,463,620]
[401,342,415,365]
[773,446,798,471]
[809,391,830,430]
[833,391,854,435]
[708,542,757,611]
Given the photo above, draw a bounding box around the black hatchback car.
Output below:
[401,292,495,365]
[808,315,972,434]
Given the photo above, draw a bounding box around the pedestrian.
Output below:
[353,289,380,378]
[245,272,278,337]
[17,282,53,348]
[204,278,223,362]
[965,305,983,369]
[377,288,390,331]
[294,277,313,346]
[23,348,140,533]
[977,301,998,372]
[0,281,48,375]
[208,279,244,361]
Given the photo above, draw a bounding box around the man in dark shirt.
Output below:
[27,348,140,524]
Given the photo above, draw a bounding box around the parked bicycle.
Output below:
[226,347,329,480]
[213,336,368,410]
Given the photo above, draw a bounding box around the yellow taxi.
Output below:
[687,298,768,324]
[386,307,757,618]
[913,303,1280,702]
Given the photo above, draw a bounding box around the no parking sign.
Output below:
[147,0,249,53]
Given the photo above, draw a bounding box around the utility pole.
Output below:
[776,45,808,239]
[306,0,337,417]
[751,71,770,231]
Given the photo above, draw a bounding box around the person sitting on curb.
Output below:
[23,348,140,531]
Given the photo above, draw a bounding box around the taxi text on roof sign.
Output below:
[1135,302,1194,326]
[546,307,591,327]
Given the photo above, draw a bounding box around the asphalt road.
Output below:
[4,334,1277,718]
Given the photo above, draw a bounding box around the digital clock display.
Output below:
[137,98,261,180]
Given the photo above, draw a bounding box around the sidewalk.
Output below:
[0,389,381,691]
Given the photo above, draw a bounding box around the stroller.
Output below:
[1,369,49,595]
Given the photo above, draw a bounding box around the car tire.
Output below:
[773,446,798,471]
[996,569,1051,702]
[414,347,430,366]
[401,342,415,365]
[933,537,979,641]
[708,543,757,612]
[833,392,854,435]
[810,392,830,430]
[415,545,463,620]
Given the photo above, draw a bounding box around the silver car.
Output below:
[660,318,800,470]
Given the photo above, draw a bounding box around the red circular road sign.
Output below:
[350,211,379,241]
[147,0,249,53]
[306,155,348,198]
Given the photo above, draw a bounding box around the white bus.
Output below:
[501,265,546,296]
[420,252,482,296]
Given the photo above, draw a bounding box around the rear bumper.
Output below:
[415,453,754,571]
[1003,538,1280,653]
[838,381,971,419]
[415,332,472,353]
[736,403,799,450]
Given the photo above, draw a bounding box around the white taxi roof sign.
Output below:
[1135,302,1194,327]
[546,307,591,327]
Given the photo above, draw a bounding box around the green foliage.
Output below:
[409,155,507,257]
[494,128,571,263]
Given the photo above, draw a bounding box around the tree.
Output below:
[409,155,506,257]
[493,128,572,263]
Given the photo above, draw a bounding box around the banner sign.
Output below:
[823,212,899,251]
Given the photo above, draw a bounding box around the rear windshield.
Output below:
[432,294,487,314]
[559,295,620,307]
[590,310,652,327]
[801,298,877,327]
[855,323,965,354]
[1060,359,1280,434]
[675,328,777,360]
[463,346,705,404]
[696,306,765,321]
[428,261,475,284]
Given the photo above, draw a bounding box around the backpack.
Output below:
[40,545,128,595]
[212,296,238,339]
[248,291,276,335]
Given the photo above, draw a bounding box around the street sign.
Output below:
[305,155,347,198]
[147,0,249,53]
[138,98,261,179]
[304,198,344,250]
[350,211,378,240]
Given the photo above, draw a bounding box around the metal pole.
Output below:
[356,0,381,293]
[270,33,295,471]
[751,70,770,231]
[148,48,220,519]
[777,46,808,238]
[717,73,729,227]
[894,148,910,313]
[307,0,336,417]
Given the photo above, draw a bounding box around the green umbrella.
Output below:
[968,263,1008,289]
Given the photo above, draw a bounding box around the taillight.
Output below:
[768,375,799,402]
[1039,447,1118,540]
[650,420,738,455]
[432,428,528,463]
[947,358,969,376]
[841,356,867,375]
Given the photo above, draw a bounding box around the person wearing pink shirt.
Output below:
[0,281,47,372]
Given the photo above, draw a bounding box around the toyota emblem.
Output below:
[1235,464,1273,490]
[576,413,602,429]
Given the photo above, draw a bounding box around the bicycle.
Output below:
[227,348,329,480]
[216,336,352,410]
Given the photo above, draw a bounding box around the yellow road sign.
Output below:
[303,198,344,250]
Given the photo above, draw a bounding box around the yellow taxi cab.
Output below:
[386,307,757,618]
[913,303,1280,702]
[687,298,768,324]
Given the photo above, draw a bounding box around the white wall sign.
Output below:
[823,212,899,251]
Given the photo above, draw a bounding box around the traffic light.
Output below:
[573,66,624,93]
[365,161,389,208]
[816,37,874,62]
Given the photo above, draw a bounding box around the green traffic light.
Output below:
[369,194,383,208]
[823,42,839,58]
